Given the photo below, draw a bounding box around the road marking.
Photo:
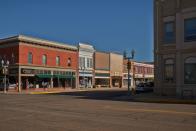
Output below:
[105,106,196,116]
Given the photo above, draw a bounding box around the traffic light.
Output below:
[127,61,131,69]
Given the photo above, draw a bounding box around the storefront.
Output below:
[79,71,93,88]
[9,67,76,90]
[122,73,132,87]
[111,76,122,88]
[94,73,110,87]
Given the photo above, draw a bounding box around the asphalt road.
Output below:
[0,91,196,131]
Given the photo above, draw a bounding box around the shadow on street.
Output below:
[47,89,152,102]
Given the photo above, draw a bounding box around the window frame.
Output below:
[184,56,196,84]
[56,56,60,66]
[42,54,47,65]
[28,52,33,64]
[164,59,175,83]
[163,21,176,44]
[184,17,196,42]
[67,57,71,67]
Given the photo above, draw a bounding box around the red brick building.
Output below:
[0,35,78,91]
[123,60,154,87]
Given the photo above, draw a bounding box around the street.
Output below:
[0,91,196,131]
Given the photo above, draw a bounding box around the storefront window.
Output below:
[56,56,60,66]
[184,57,196,84]
[42,55,47,65]
[164,59,174,82]
[28,52,33,64]
[184,18,196,42]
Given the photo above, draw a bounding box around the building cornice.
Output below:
[0,35,77,51]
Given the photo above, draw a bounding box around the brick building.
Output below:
[110,53,123,88]
[123,60,154,87]
[94,51,110,87]
[0,35,78,91]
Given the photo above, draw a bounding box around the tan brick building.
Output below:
[110,53,123,88]
[94,51,110,87]
[154,0,196,98]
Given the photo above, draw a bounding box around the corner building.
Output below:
[154,0,196,98]
[0,35,78,91]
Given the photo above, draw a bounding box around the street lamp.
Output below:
[1,60,9,93]
[124,49,135,96]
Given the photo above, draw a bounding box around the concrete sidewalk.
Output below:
[0,87,125,95]
[116,92,196,104]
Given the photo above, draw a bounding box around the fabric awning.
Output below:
[54,75,75,79]
[35,74,53,78]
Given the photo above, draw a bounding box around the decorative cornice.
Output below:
[0,35,77,51]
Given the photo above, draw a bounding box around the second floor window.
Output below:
[28,52,33,64]
[42,55,47,65]
[90,58,93,68]
[164,22,175,43]
[184,18,196,42]
[67,57,71,67]
[87,58,90,68]
[79,57,85,68]
[56,56,60,66]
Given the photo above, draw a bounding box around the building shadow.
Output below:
[47,89,145,102]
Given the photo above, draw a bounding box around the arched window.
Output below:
[28,52,33,64]
[164,59,174,82]
[184,57,196,84]
[42,55,47,65]
[67,57,71,67]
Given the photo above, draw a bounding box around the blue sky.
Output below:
[0,0,153,61]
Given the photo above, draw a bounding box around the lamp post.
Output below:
[123,49,135,96]
[1,60,9,93]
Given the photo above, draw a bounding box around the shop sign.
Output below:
[21,69,34,74]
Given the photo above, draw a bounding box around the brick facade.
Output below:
[18,43,78,69]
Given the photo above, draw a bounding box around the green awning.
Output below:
[35,74,53,78]
[95,73,110,77]
[54,75,75,79]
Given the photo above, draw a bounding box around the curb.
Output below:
[133,98,196,105]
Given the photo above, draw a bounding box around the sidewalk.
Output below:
[0,87,125,95]
[115,92,196,104]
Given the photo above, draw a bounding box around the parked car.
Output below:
[0,82,17,91]
[135,82,153,92]
[9,83,17,89]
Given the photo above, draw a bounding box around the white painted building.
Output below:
[78,43,95,88]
